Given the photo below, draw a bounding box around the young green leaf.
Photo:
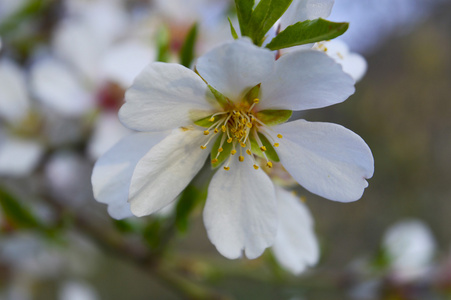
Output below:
[234,0,254,36]
[180,23,198,68]
[156,26,170,63]
[228,17,239,40]
[266,18,349,50]
[0,187,42,229]
[175,185,204,233]
[246,0,293,46]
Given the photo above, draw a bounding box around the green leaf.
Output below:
[207,84,230,109]
[0,187,42,230]
[250,132,280,162]
[156,26,170,63]
[234,0,254,36]
[0,0,50,35]
[180,23,198,68]
[246,0,293,46]
[266,18,349,50]
[255,110,292,126]
[175,185,204,233]
[243,84,261,105]
[210,133,233,169]
[228,17,239,40]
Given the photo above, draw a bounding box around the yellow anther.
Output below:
[253,98,260,104]
[224,166,230,171]
[246,149,252,155]
[209,117,215,122]
[231,149,237,155]
[246,123,252,128]
[214,128,219,133]
[239,156,244,162]
[204,130,210,135]
[253,164,259,170]
[211,158,218,163]
[274,143,279,147]
[200,145,207,149]
[221,125,226,132]
[240,142,246,148]
[266,161,273,168]
[277,134,283,138]
[218,147,223,153]
[227,137,233,143]
[231,128,236,133]
[260,146,267,152]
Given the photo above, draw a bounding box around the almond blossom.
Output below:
[92,38,373,259]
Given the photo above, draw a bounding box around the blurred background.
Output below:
[1,0,451,299]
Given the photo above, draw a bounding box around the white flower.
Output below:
[313,40,367,82]
[0,59,44,177]
[92,39,373,259]
[382,219,436,282]
[272,186,319,274]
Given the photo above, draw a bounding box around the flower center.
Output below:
[199,98,282,171]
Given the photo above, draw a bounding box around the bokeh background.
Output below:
[1,0,451,299]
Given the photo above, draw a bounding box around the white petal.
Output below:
[319,40,367,82]
[259,50,355,111]
[196,39,275,102]
[30,57,94,117]
[92,132,168,219]
[87,112,131,160]
[0,135,43,177]
[101,40,155,88]
[129,128,210,216]
[0,59,30,124]
[274,120,374,202]
[203,156,277,259]
[119,62,213,132]
[272,186,319,274]
[59,281,98,300]
[280,0,334,30]
[53,21,104,81]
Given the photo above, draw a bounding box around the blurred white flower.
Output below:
[59,281,98,300]
[0,59,44,177]
[272,187,319,274]
[382,219,436,282]
[93,39,373,259]
[29,0,155,159]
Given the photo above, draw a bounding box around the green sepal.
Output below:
[246,0,293,46]
[180,23,198,68]
[235,0,254,36]
[194,114,215,128]
[207,84,230,109]
[210,133,233,168]
[255,110,292,126]
[266,18,349,51]
[250,132,280,162]
[243,84,261,106]
[228,17,239,40]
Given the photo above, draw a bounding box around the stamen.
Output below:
[246,149,252,155]
[260,146,267,152]
[266,161,273,168]
[253,165,259,170]
[227,137,233,143]
[239,156,244,162]
[204,130,210,135]
[218,147,223,153]
[231,149,237,155]
[224,166,230,171]
[277,134,283,138]
[200,145,207,149]
[274,143,279,147]
[211,158,218,163]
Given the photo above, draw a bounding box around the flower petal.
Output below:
[196,39,275,102]
[272,186,319,274]
[274,120,374,202]
[259,50,355,111]
[101,40,155,88]
[203,155,277,259]
[119,62,213,132]
[280,0,334,30]
[91,132,168,219]
[0,59,30,124]
[0,134,43,177]
[30,57,94,117]
[129,128,211,216]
